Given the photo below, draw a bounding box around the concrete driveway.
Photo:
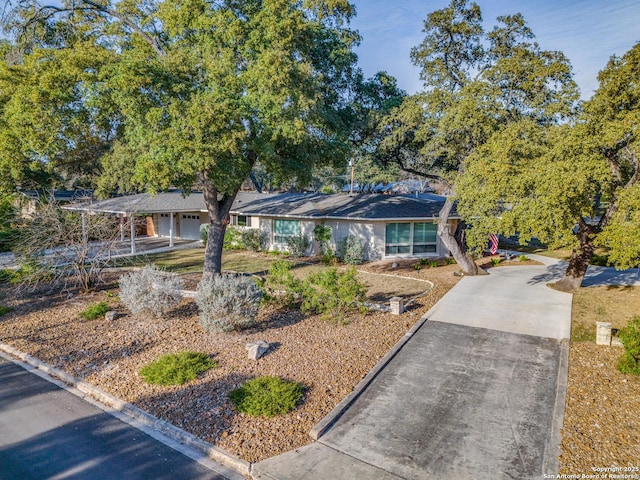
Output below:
[252,258,572,480]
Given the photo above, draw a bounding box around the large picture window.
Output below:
[385,223,411,254]
[274,219,300,244]
[385,222,438,255]
[412,222,437,253]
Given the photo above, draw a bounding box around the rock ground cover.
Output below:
[1,254,638,471]
[0,261,459,463]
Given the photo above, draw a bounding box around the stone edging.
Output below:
[0,342,251,478]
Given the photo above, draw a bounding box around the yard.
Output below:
[1,250,639,470]
[0,251,460,463]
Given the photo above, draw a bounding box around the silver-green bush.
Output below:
[119,265,183,317]
[285,234,310,257]
[196,274,263,333]
[241,229,266,252]
[336,235,365,265]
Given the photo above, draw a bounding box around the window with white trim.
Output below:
[273,219,300,244]
[385,222,437,255]
[231,215,251,226]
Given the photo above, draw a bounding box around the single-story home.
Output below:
[64,191,460,260]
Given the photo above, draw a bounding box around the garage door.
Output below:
[157,213,172,237]
[180,214,201,240]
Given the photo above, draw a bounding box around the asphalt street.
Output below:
[0,356,236,480]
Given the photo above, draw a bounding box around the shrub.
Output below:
[229,376,304,417]
[200,223,209,246]
[140,352,218,385]
[285,234,310,257]
[119,265,183,317]
[196,274,263,332]
[617,316,640,375]
[223,226,244,250]
[445,257,456,265]
[80,301,110,320]
[241,229,266,252]
[491,258,501,267]
[519,254,529,262]
[419,258,429,265]
[0,304,12,316]
[429,261,439,268]
[263,259,301,307]
[336,235,365,265]
[413,264,422,270]
[300,267,367,322]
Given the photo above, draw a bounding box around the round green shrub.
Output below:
[229,376,304,417]
[617,316,640,375]
[80,301,110,320]
[140,352,218,385]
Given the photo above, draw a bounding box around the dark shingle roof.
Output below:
[65,191,458,220]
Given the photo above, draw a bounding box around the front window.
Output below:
[274,219,300,244]
[386,222,437,255]
[385,223,411,254]
[232,215,250,227]
[412,222,437,253]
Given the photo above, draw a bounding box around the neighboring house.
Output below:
[18,189,94,218]
[64,191,460,260]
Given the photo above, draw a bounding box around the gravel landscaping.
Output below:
[1,255,638,473]
[0,261,459,464]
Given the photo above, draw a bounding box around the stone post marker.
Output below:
[390,297,404,315]
[596,322,612,346]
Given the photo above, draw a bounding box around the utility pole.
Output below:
[349,159,355,195]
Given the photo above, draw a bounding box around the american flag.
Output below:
[489,234,499,255]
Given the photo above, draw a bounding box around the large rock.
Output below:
[246,340,270,360]
[105,311,119,321]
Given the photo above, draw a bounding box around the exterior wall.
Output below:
[152,211,210,240]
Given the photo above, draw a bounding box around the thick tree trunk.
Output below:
[553,222,596,292]
[437,199,485,275]
[201,174,238,280]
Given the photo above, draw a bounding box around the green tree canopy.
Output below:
[377,0,578,274]
[457,42,640,289]
[4,0,361,276]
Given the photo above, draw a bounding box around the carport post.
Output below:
[120,215,125,242]
[169,212,175,247]
[130,215,136,254]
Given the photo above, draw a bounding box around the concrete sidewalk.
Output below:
[253,259,572,480]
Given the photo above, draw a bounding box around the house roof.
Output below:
[64,191,459,221]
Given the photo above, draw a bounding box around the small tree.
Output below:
[196,274,263,333]
[15,201,120,291]
[119,265,183,317]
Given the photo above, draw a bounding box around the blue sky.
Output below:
[349,0,639,99]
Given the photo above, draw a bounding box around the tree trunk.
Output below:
[437,199,485,275]
[201,174,238,280]
[553,222,596,292]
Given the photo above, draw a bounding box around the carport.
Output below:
[63,190,208,254]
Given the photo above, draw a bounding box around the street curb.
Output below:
[0,342,251,477]
[310,312,431,440]
[543,338,570,476]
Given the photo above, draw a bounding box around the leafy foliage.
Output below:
[241,229,266,252]
[0,304,13,316]
[140,352,218,386]
[617,317,640,376]
[336,235,364,265]
[228,376,303,417]
[377,1,578,275]
[196,274,263,333]
[285,234,310,258]
[300,267,367,322]
[119,265,183,318]
[79,301,110,320]
[262,259,301,307]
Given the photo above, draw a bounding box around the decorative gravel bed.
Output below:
[0,265,459,464]
[559,341,640,474]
